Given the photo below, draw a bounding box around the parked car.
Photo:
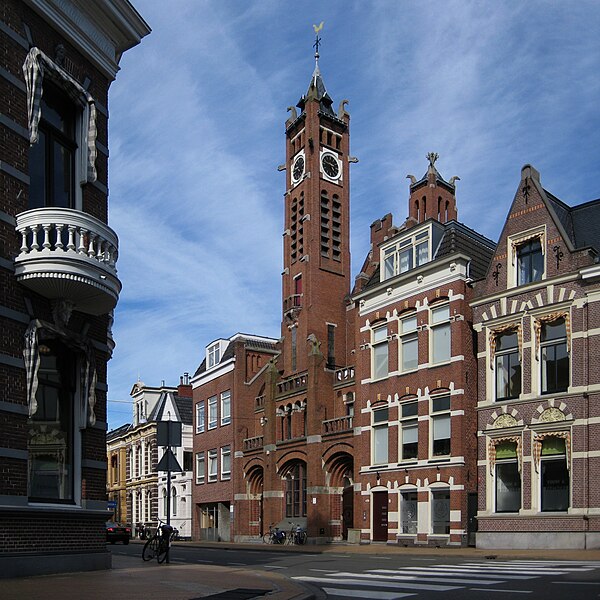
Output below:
[106,522,130,544]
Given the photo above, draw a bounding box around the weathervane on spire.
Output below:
[313,21,324,60]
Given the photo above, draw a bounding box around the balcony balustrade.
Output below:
[334,366,355,385]
[243,436,264,451]
[255,395,265,411]
[323,415,353,434]
[14,207,121,315]
[276,371,308,397]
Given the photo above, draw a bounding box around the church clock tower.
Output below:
[280,37,351,376]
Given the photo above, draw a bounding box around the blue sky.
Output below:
[106,0,600,429]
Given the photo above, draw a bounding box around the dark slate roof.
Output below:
[359,219,495,294]
[174,395,192,426]
[435,221,496,280]
[297,63,336,117]
[107,422,131,441]
[556,195,600,252]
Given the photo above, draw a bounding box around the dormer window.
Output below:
[207,343,220,368]
[382,229,430,280]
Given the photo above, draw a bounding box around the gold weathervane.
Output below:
[313,21,324,55]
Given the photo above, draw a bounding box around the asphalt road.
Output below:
[110,542,600,599]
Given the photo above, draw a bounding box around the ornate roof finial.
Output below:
[313,21,324,63]
[427,152,439,168]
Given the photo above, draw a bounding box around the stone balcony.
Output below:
[14,207,121,315]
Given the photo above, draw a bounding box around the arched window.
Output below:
[284,463,307,518]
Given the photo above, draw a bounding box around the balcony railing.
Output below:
[283,294,302,315]
[323,415,353,434]
[243,436,264,451]
[14,207,121,315]
[276,371,308,397]
[334,366,355,385]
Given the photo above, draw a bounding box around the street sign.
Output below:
[107,500,117,510]
[157,447,183,472]
[157,420,182,447]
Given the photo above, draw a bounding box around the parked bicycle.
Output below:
[262,523,286,544]
[141,520,175,563]
[285,523,307,545]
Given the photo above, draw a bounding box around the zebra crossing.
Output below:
[293,559,600,599]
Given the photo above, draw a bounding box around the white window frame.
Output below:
[430,395,451,457]
[540,318,569,395]
[400,313,418,372]
[372,324,389,380]
[381,227,430,281]
[208,396,218,430]
[495,330,521,401]
[539,437,570,512]
[430,304,451,365]
[400,400,419,461]
[507,226,546,289]
[220,390,231,426]
[207,342,220,368]
[196,401,205,433]
[494,441,521,513]
[221,445,231,480]
[195,452,205,484]
[372,407,389,465]
[400,489,418,534]
[208,449,218,482]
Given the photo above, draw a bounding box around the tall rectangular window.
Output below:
[28,339,75,503]
[208,396,217,429]
[495,441,521,512]
[195,453,205,484]
[541,437,569,511]
[372,407,389,465]
[208,449,217,482]
[495,331,521,400]
[541,318,569,394]
[372,325,389,379]
[28,83,76,210]
[400,491,418,534]
[196,401,205,433]
[431,395,451,457]
[327,324,336,369]
[517,238,544,285]
[220,391,231,425]
[221,446,231,480]
[400,314,418,372]
[401,401,418,460]
[430,305,451,364]
[431,490,450,534]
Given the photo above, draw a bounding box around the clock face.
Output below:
[322,153,340,178]
[292,156,305,182]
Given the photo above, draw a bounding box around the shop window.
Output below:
[27,339,75,503]
[400,490,418,534]
[541,438,569,511]
[495,441,521,512]
[431,489,450,534]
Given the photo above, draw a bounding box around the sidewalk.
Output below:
[1,551,315,600]
[4,539,600,600]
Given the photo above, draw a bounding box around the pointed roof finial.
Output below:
[427,152,439,168]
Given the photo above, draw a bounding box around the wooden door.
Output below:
[372,491,388,541]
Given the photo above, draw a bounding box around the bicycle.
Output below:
[286,523,307,545]
[262,523,286,544]
[141,520,175,563]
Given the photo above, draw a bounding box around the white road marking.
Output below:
[323,588,415,599]
[371,568,533,580]
[294,575,459,592]
[470,588,531,594]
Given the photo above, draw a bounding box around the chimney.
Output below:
[177,372,192,397]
